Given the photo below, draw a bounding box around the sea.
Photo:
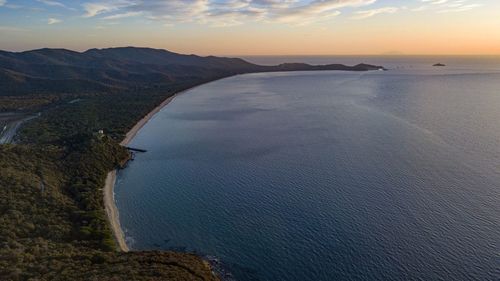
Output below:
[114,56,500,281]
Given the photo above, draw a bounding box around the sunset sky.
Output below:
[1,0,499,55]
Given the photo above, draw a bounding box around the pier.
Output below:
[124,146,147,153]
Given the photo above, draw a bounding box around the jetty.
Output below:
[125,146,147,153]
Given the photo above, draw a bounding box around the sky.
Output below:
[0,0,499,55]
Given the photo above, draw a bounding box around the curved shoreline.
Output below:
[104,171,129,251]
[102,72,335,252]
[104,94,177,252]
[119,95,177,147]
[102,70,379,252]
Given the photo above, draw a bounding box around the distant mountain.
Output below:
[0,47,385,95]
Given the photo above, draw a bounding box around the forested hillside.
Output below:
[0,47,383,96]
[0,83,219,280]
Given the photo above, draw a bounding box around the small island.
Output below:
[433,63,446,67]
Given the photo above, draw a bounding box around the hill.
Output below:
[0,47,384,95]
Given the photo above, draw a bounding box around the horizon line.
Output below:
[1,47,500,57]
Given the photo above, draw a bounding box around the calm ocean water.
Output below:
[115,56,500,281]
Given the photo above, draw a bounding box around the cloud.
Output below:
[0,1,27,9]
[83,0,132,17]
[415,0,482,13]
[36,0,66,8]
[81,0,379,26]
[102,11,142,20]
[352,6,398,19]
[274,0,376,24]
[411,5,428,12]
[48,17,62,24]
[421,0,449,4]
[438,3,481,12]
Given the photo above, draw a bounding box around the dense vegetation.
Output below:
[0,84,219,280]
[0,95,58,112]
[0,47,384,96]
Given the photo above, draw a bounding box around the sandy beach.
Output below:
[103,80,227,252]
[103,94,176,252]
[119,95,177,146]
[104,171,129,252]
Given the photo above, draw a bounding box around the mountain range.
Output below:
[0,47,384,95]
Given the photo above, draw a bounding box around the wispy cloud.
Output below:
[415,0,482,13]
[352,6,398,19]
[274,0,376,24]
[421,0,449,4]
[82,0,131,18]
[0,1,35,10]
[102,11,142,20]
[36,0,66,8]
[81,0,379,26]
[438,3,482,13]
[48,17,62,24]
